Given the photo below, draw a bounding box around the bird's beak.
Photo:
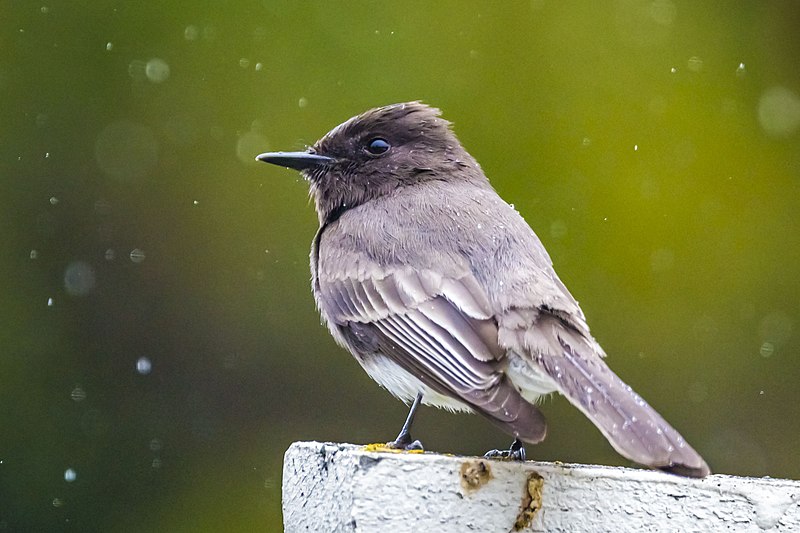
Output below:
[255,151,334,171]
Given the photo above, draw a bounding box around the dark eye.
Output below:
[365,137,390,155]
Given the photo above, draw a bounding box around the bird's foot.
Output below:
[484,438,526,461]
[386,430,424,451]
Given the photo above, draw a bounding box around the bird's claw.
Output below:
[386,431,424,451]
[484,438,526,461]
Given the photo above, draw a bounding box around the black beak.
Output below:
[255,151,334,171]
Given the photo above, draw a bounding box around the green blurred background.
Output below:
[2,1,799,530]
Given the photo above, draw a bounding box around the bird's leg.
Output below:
[386,392,424,451]
[484,437,526,461]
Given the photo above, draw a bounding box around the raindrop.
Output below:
[238,58,250,68]
[152,458,162,469]
[49,196,59,205]
[633,144,638,151]
[145,58,170,83]
[149,438,162,452]
[687,56,703,72]
[104,248,115,261]
[30,250,38,260]
[129,248,146,263]
[298,97,308,108]
[41,6,50,14]
[64,261,96,296]
[52,498,64,508]
[70,386,86,401]
[757,86,800,138]
[735,62,746,77]
[549,220,567,239]
[136,357,152,375]
[47,297,54,307]
[64,468,76,482]
[128,60,147,81]
[184,25,199,41]
[105,42,113,51]
[670,67,677,74]
[759,342,775,358]
[581,137,591,146]
[236,130,268,165]
[255,62,263,71]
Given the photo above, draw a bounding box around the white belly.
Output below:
[359,354,474,412]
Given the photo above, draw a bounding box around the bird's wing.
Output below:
[499,308,710,477]
[322,268,548,443]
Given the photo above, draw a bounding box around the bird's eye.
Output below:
[365,137,390,155]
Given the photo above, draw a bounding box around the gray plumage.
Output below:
[257,102,710,478]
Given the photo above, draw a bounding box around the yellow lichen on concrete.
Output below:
[362,443,424,454]
[460,459,493,491]
[513,472,544,531]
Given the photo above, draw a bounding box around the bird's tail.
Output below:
[535,333,710,477]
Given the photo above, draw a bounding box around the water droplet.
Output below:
[759,342,775,358]
[582,137,591,146]
[145,58,170,83]
[105,42,113,51]
[757,86,800,138]
[129,248,146,263]
[255,62,263,71]
[70,386,86,401]
[64,468,76,482]
[47,297,54,307]
[549,219,567,239]
[735,62,746,77]
[136,357,152,375]
[49,196,59,205]
[633,144,638,151]
[687,56,703,72]
[104,248,115,261]
[151,458,162,469]
[64,261,96,296]
[30,250,38,259]
[238,58,250,68]
[52,498,64,508]
[184,25,199,41]
[149,438,162,452]
[298,97,308,108]
[670,67,677,74]
[40,6,50,14]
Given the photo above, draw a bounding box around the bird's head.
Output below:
[257,102,483,223]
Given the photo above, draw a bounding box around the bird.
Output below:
[255,101,710,478]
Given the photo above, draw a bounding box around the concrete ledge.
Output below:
[282,441,800,532]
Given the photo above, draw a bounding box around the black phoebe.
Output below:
[256,102,710,477]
